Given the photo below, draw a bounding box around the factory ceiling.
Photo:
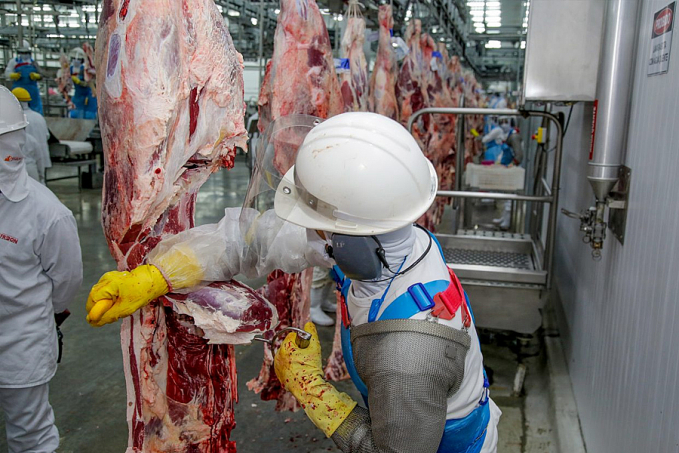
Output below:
[0,0,527,81]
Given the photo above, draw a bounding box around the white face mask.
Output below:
[19,53,31,62]
[0,130,30,202]
[501,123,511,134]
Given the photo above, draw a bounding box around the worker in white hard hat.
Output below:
[69,47,97,119]
[4,40,44,114]
[86,112,501,453]
[11,87,52,184]
[0,86,83,453]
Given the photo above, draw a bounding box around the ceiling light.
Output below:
[274,8,280,14]
[251,17,258,25]
[521,41,526,49]
[486,1,501,7]
[485,40,502,49]
[227,9,240,17]
[485,10,501,16]
[487,22,501,27]
[337,13,343,21]
[473,21,484,27]
[320,8,330,15]
[468,1,484,7]
[475,27,486,33]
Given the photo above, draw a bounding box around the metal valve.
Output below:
[561,204,606,260]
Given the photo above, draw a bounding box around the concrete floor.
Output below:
[0,155,557,452]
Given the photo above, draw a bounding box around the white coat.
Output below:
[0,178,83,388]
[23,106,52,183]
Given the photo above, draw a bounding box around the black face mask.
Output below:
[327,234,390,281]
[326,225,433,282]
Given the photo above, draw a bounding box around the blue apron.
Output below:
[70,64,97,119]
[12,58,43,115]
[332,232,491,453]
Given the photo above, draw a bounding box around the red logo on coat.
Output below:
[0,233,19,244]
[4,156,23,162]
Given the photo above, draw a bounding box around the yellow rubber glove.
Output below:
[274,322,357,437]
[29,72,41,81]
[71,75,83,86]
[470,128,480,137]
[86,264,169,327]
[9,72,21,81]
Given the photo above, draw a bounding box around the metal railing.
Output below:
[408,107,564,289]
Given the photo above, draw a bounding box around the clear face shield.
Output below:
[239,114,327,244]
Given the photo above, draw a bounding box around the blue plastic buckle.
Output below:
[407,283,436,311]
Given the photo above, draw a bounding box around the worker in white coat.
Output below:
[86,113,501,453]
[0,86,83,453]
[12,87,52,184]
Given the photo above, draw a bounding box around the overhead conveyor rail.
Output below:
[409,107,564,334]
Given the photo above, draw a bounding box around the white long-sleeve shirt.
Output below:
[0,178,83,388]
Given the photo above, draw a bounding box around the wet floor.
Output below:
[0,155,556,452]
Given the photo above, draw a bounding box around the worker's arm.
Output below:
[275,320,471,452]
[40,214,84,314]
[4,59,17,79]
[481,127,505,145]
[146,207,331,289]
[87,207,332,326]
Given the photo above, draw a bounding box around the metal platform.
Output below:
[435,231,547,334]
[442,249,534,270]
[409,106,565,334]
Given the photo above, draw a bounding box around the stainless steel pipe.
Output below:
[436,191,552,203]
[587,0,641,200]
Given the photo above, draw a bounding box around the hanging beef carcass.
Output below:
[96,0,277,451]
[418,42,459,231]
[339,0,369,112]
[248,0,343,411]
[369,3,399,121]
[396,19,428,145]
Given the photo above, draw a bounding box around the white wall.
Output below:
[553,1,679,451]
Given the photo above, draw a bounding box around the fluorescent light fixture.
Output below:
[485,10,501,16]
[486,1,501,7]
[473,21,484,27]
[475,27,486,33]
[274,8,280,14]
[485,40,502,48]
[320,8,330,15]
[337,14,343,21]
[487,22,501,27]
[227,9,240,17]
[521,41,526,49]
[470,10,484,16]
[251,17,258,25]
[487,30,500,34]
[468,1,485,7]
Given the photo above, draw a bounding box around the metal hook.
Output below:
[253,327,312,350]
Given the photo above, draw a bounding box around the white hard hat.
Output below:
[0,86,29,136]
[70,47,86,60]
[274,112,438,235]
[17,39,31,53]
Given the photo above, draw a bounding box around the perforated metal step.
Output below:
[442,248,534,270]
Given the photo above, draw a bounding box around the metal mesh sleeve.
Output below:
[331,319,471,452]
